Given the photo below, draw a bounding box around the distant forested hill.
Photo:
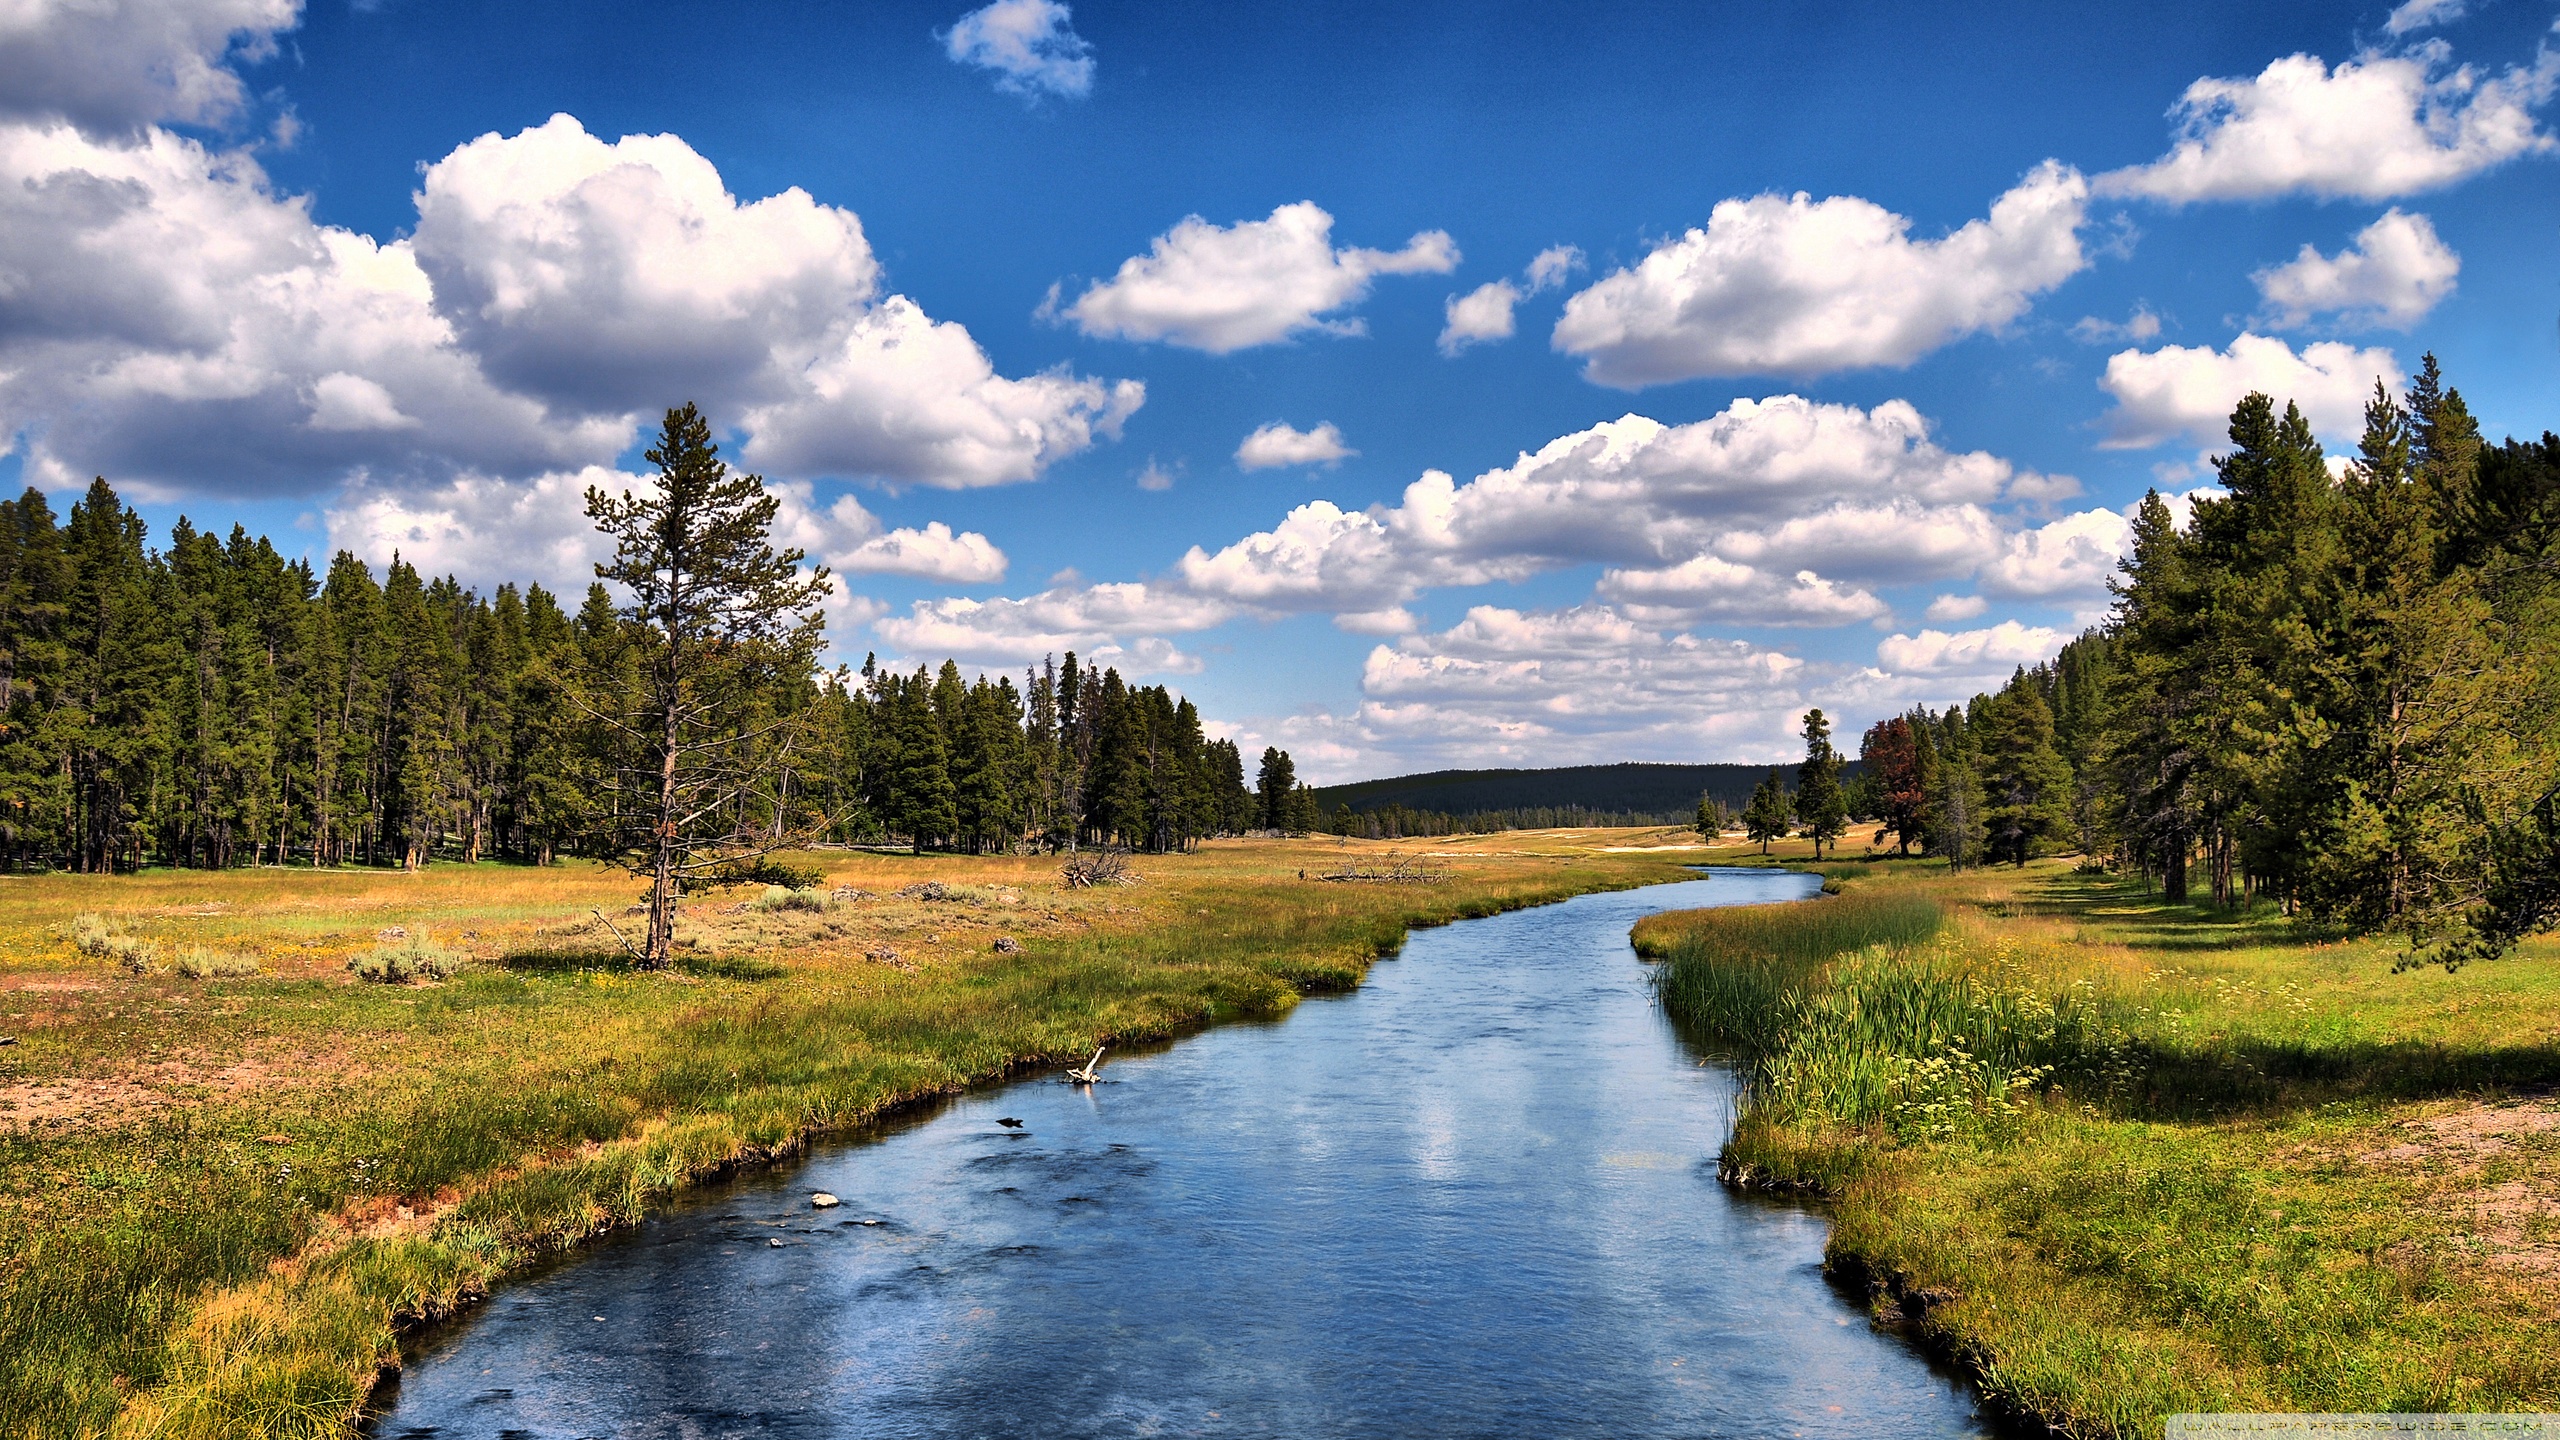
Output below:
[1309,761,1862,822]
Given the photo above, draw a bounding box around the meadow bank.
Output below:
[1639,844,2560,1437]
[0,831,1695,1440]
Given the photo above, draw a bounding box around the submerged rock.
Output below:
[810,1192,840,1209]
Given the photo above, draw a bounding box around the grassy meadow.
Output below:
[1640,844,2560,1436]
[0,829,1707,1439]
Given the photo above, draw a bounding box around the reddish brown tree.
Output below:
[1861,716,1927,855]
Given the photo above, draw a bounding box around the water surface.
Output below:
[374,868,1986,1439]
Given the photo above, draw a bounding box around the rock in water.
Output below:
[811,1192,840,1209]
[768,1237,784,1247]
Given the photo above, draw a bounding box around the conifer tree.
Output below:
[578,403,832,967]
[1742,770,1791,854]
[1794,708,1847,858]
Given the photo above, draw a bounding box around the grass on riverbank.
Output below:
[1646,851,2560,1436]
[0,829,1701,1439]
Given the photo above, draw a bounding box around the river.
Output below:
[369,868,1987,1439]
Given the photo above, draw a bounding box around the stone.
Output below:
[810,1192,840,1208]
[768,1237,784,1247]
[375,926,406,941]
[992,936,1022,955]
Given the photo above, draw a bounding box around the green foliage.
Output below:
[1742,770,1793,854]
[1794,709,1848,857]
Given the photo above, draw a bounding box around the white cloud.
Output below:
[0,122,618,494]
[1179,396,2048,624]
[2070,306,2163,345]
[2098,48,2558,204]
[1925,593,1988,622]
[1876,620,2068,676]
[1048,201,1458,353]
[2098,333,2400,449]
[1438,246,1586,356]
[2385,0,2467,36]
[2253,208,2459,329]
[0,0,300,132]
[1551,162,2090,386]
[332,467,1008,598]
[0,111,1140,496]
[941,0,1094,100]
[1524,244,1584,292]
[327,467,625,594]
[1595,557,1888,626]
[413,114,1142,487]
[1235,420,1355,470]
[873,581,1230,669]
[1437,280,1519,356]
[739,296,1143,487]
[839,521,1008,584]
[1979,507,2134,599]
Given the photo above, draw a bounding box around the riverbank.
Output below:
[1643,847,2560,1436]
[0,830,1700,1439]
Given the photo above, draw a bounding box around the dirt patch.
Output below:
[0,1047,354,1132]
[2359,1097,2560,1293]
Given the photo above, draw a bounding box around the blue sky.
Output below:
[3,0,2556,778]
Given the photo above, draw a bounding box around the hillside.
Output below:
[1308,761,1859,821]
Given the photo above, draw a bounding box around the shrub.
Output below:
[71,913,160,974]
[172,945,259,979]
[348,933,469,984]
[750,886,829,914]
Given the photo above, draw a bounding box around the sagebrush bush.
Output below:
[347,933,469,984]
[172,945,259,980]
[750,886,829,913]
[70,913,159,974]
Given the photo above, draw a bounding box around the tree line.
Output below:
[0,480,1273,873]
[1760,357,2560,962]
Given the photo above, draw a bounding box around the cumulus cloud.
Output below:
[1979,507,2135,599]
[1595,558,1888,626]
[415,114,1141,487]
[2098,333,2400,449]
[1437,244,1586,356]
[0,123,618,494]
[941,0,1094,99]
[1925,594,1988,622]
[1437,281,1519,356]
[873,581,1229,670]
[1235,420,1355,471]
[1177,395,2052,628]
[838,521,1008,584]
[2098,48,2558,204]
[0,111,1140,495]
[332,468,1009,597]
[2253,208,2459,329]
[0,0,300,132]
[328,466,624,594]
[1048,201,1458,353]
[1551,162,2090,386]
[1875,620,2068,676]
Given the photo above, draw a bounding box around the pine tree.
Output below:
[1794,708,1847,858]
[1256,747,1297,832]
[1742,770,1791,854]
[578,403,833,967]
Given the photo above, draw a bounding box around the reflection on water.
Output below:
[372,868,1987,1439]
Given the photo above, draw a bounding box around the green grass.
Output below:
[1642,861,2560,1435]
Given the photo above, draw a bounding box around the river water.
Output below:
[370,869,1987,1439]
